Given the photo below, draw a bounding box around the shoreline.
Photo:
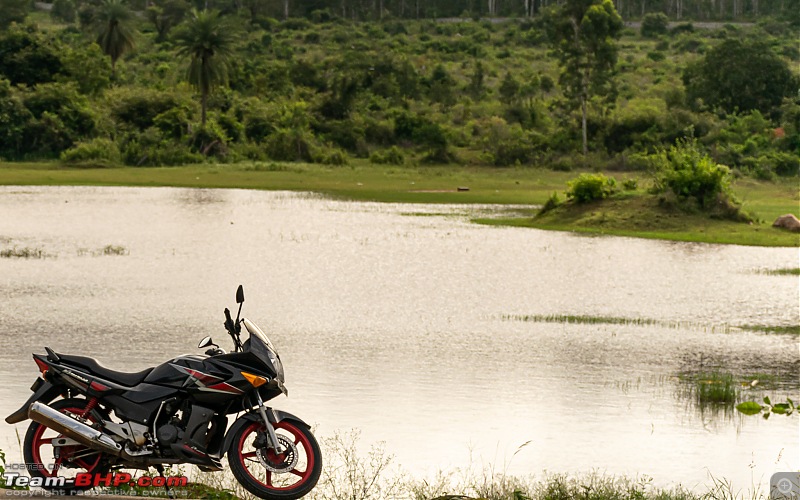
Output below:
[1,161,798,247]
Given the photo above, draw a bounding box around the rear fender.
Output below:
[5,379,63,424]
[222,408,310,455]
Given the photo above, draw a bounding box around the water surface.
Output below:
[0,186,797,493]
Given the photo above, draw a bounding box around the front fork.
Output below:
[255,391,284,453]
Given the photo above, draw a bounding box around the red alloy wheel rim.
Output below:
[237,421,315,490]
[30,406,103,477]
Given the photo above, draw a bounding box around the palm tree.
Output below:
[173,9,237,128]
[95,0,136,78]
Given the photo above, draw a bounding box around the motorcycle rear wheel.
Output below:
[23,397,111,492]
[228,419,322,500]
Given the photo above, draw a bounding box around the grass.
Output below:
[501,314,800,336]
[757,268,800,276]
[692,371,739,405]
[0,246,48,258]
[477,189,800,247]
[1,161,798,247]
[739,325,800,335]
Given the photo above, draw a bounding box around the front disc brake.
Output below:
[255,435,298,473]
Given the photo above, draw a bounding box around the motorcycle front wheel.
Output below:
[228,419,322,500]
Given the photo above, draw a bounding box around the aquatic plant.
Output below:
[693,371,738,405]
[737,397,796,419]
[0,247,49,259]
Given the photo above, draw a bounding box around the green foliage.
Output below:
[60,137,121,166]
[94,0,137,73]
[652,138,736,213]
[146,0,190,42]
[692,372,737,404]
[0,25,64,86]
[539,191,561,215]
[0,0,30,29]
[640,13,669,38]
[545,0,624,155]
[106,87,193,131]
[173,9,238,125]
[683,38,797,117]
[122,127,202,166]
[51,0,77,23]
[0,78,33,159]
[737,397,796,418]
[370,146,405,165]
[566,173,617,203]
[21,82,96,156]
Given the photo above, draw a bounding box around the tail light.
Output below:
[34,357,49,377]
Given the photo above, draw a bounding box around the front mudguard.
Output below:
[222,408,310,456]
[5,379,63,424]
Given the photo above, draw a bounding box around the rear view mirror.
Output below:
[198,336,215,349]
[236,285,245,304]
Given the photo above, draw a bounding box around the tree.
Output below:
[146,0,190,42]
[0,25,64,86]
[0,0,30,29]
[94,0,136,77]
[173,9,237,127]
[546,0,623,155]
[683,38,798,118]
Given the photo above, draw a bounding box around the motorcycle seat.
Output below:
[57,354,154,387]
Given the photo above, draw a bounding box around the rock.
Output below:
[772,214,800,232]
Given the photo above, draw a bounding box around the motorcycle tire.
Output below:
[228,418,322,500]
[23,397,111,492]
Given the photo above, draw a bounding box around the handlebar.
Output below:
[224,308,243,352]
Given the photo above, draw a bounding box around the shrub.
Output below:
[122,128,202,166]
[641,13,669,38]
[314,147,348,166]
[370,146,405,165]
[566,173,617,203]
[60,138,121,167]
[622,178,638,190]
[652,138,734,210]
[265,128,314,162]
[539,191,561,215]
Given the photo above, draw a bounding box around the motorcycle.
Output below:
[5,286,322,500]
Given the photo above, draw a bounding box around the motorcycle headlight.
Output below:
[267,350,284,381]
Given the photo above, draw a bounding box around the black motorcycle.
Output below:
[5,286,322,500]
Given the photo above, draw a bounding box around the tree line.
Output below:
[0,0,797,178]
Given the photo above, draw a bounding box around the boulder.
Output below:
[772,214,800,232]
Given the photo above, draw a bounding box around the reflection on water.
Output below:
[0,186,798,493]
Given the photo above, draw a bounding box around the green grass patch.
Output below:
[758,267,800,276]
[740,325,800,335]
[692,371,739,404]
[502,314,659,327]
[502,314,799,336]
[479,190,800,247]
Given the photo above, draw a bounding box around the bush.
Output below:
[314,147,348,166]
[652,138,734,210]
[641,13,669,38]
[539,191,561,215]
[566,173,617,203]
[60,138,121,167]
[370,146,405,165]
[265,128,314,162]
[122,128,202,166]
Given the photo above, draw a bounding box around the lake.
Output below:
[0,186,797,494]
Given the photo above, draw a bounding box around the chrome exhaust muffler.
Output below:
[28,401,123,457]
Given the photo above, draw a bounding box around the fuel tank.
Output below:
[144,354,253,406]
